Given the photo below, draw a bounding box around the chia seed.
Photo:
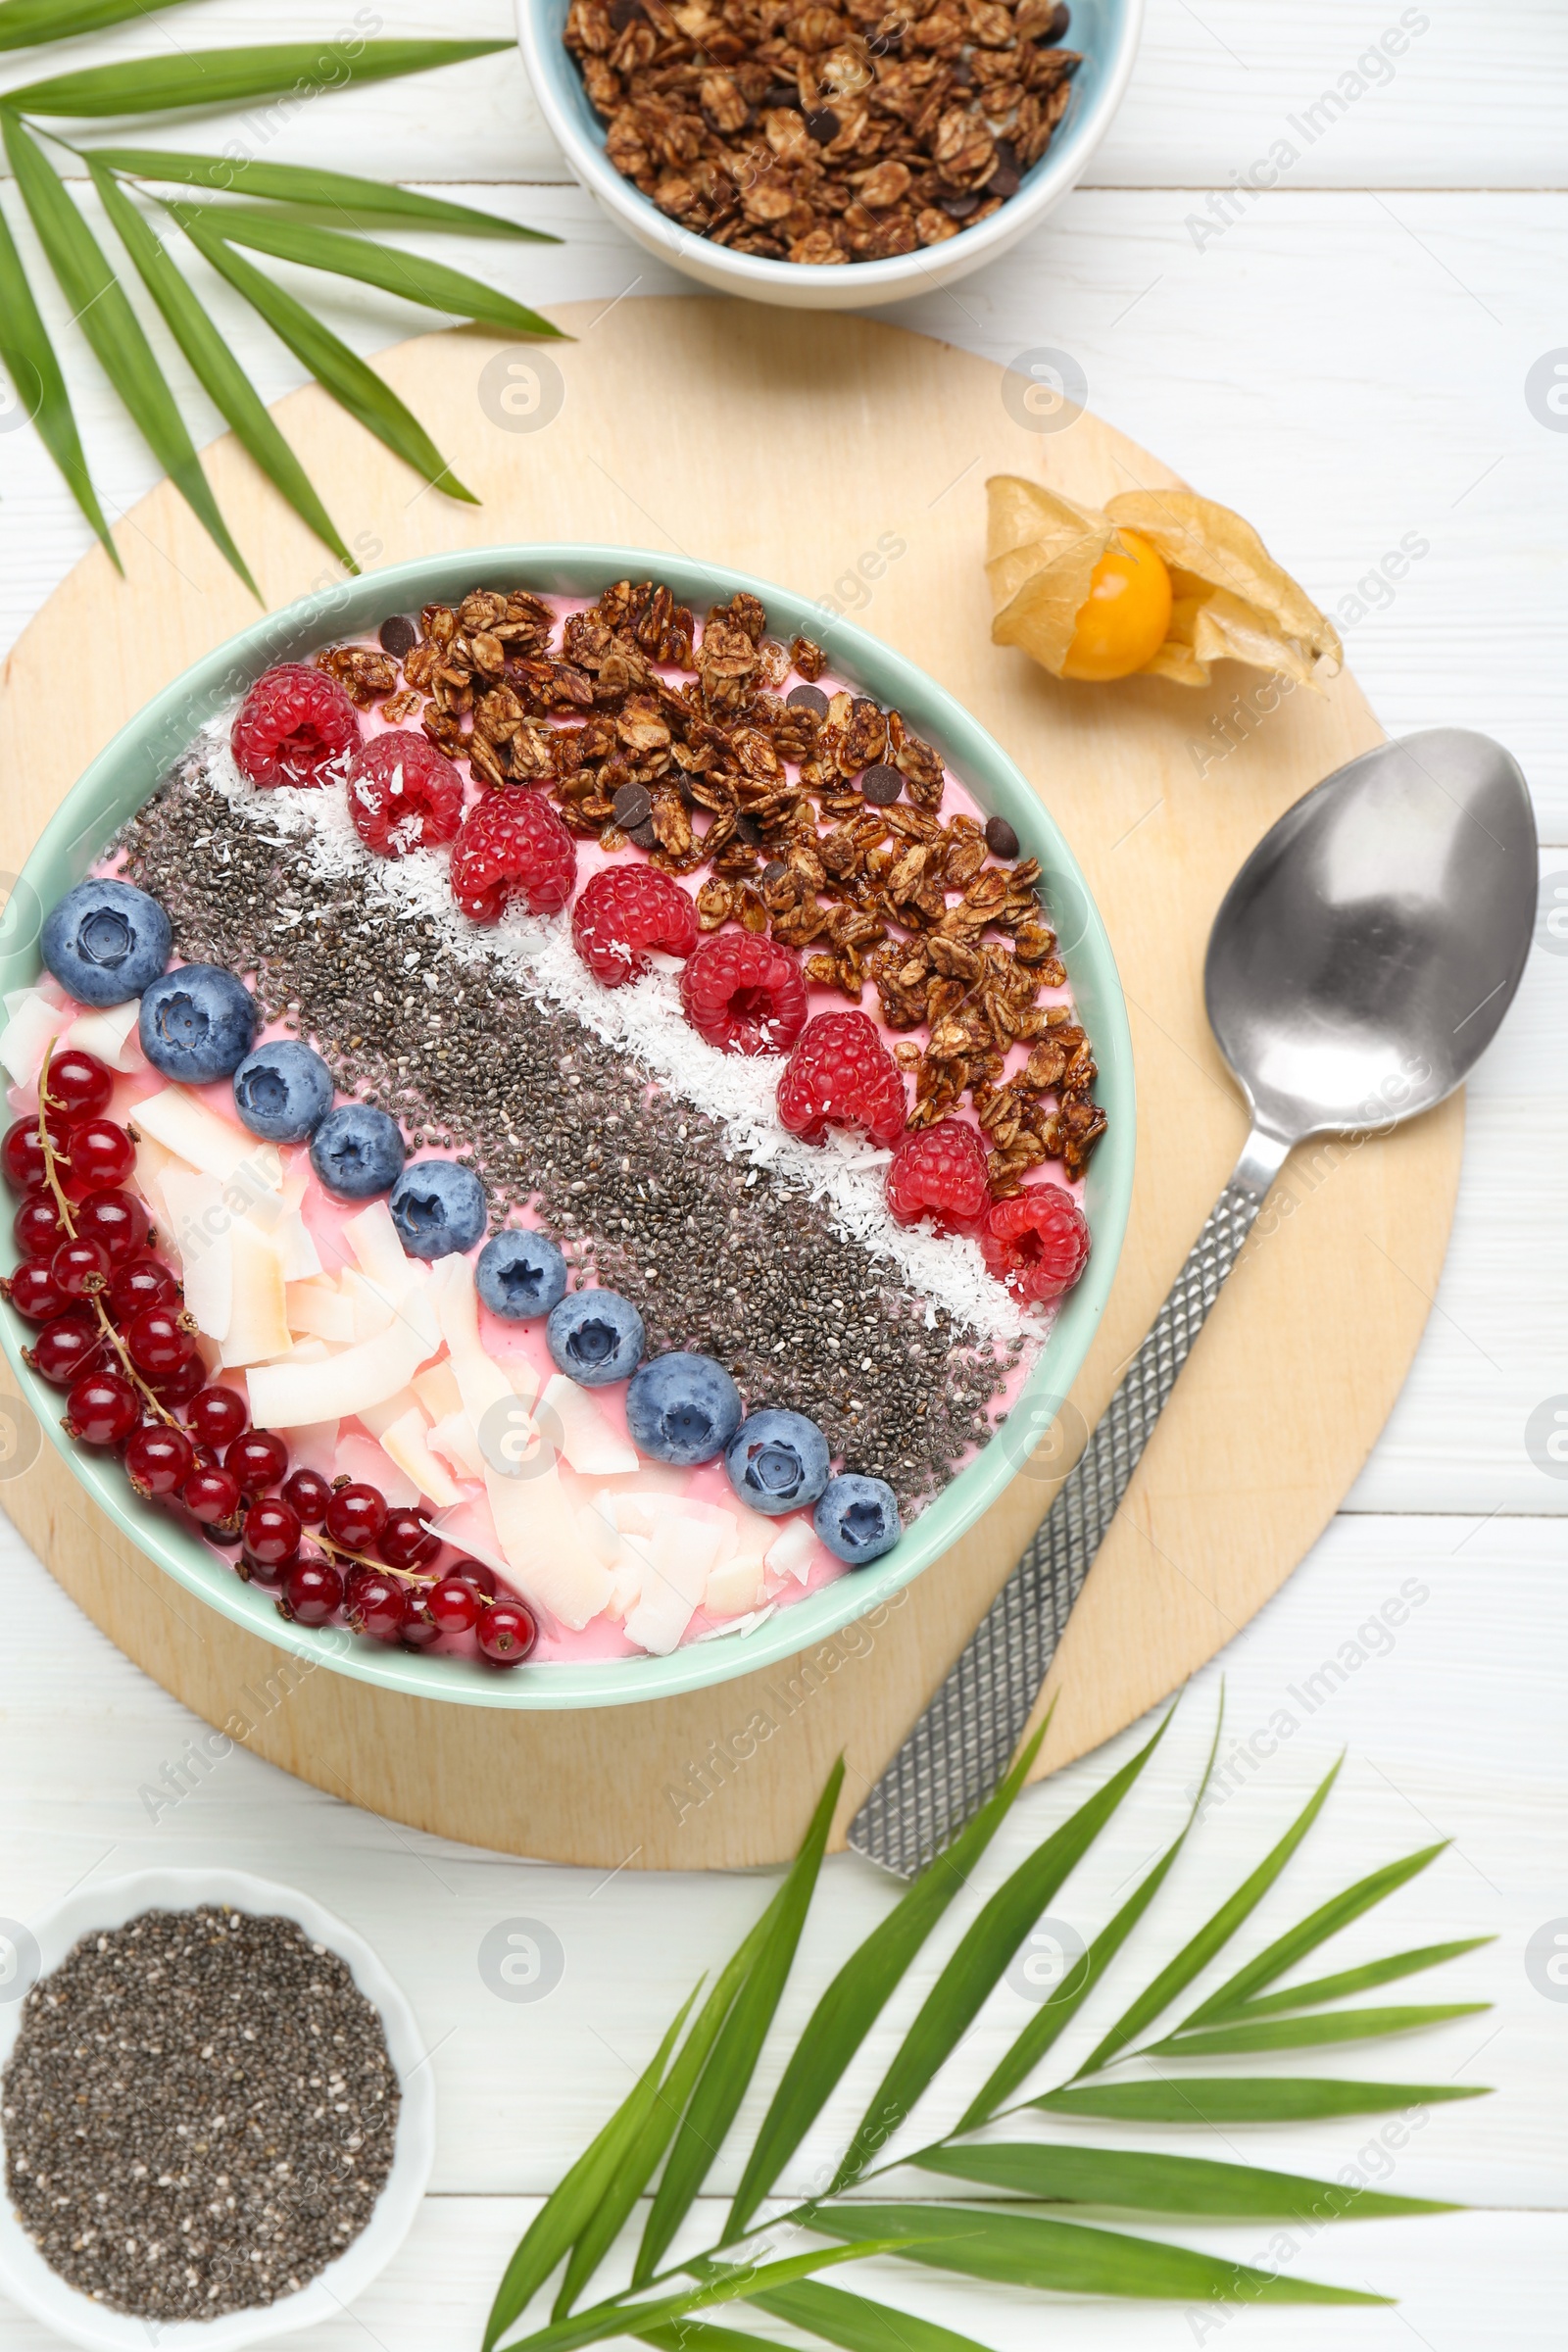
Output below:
[119,769,1013,1507]
[2,1906,399,2322]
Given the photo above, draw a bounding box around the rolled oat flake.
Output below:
[1,1906,400,2322]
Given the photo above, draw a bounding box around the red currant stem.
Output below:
[35,1040,78,1244]
[313,1530,439,1587]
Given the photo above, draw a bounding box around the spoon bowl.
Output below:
[1205,727,1538,1145]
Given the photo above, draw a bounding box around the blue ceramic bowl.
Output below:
[516,0,1145,310]
[0,547,1133,1709]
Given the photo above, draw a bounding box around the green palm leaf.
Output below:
[833,1711,1172,2188]
[634,1762,845,2286]
[753,2278,998,2352]
[190,206,564,341]
[910,2138,1453,2218]
[5,38,511,118]
[1175,1842,1451,2030]
[499,2241,900,2352]
[0,0,196,47]
[725,1727,1047,2244]
[167,201,476,503]
[955,1701,1226,2131]
[88,149,557,239]
[1033,2075,1490,2124]
[1229,1936,1494,2019]
[3,115,255,590]
[86,158,354,572]
[808,2203,1387,2305]
[1071,1755,1344,2079]
[0,187,116,564]
[1154,2001,1489,2057]
[480,1984,703,2352]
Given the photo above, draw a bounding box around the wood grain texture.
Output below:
[0,301,1462,1866]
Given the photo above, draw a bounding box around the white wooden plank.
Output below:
[1,183,1564,835]
[2,1,1564,190]
[0,1514,1560,2204]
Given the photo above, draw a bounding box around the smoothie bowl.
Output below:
[0,548,1133,1709]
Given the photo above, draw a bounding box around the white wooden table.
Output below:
[1,5,1565,2344]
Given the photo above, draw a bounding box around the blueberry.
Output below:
[231,1040,333,1143]
[41,879,171,1006]
[476,1229,567,1319]
[389,1158,488,1261]
[626,1351,743,1467]
[310,1103,406,1200]
[138,964,257,1083]
[723,1408,831,1517]
[545,1289,644,1387]
[813,1473,901,1566]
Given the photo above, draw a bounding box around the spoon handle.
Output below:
[848,1125,1293,1880]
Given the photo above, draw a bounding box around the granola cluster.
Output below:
[317,580,1106,1192]
[560,0,1080,264]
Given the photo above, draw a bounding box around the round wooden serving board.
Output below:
[0,301,1461,1870]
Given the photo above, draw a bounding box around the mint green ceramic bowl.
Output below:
[0,547,1133,1709]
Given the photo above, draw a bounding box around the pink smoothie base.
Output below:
[24,601,1081,1664]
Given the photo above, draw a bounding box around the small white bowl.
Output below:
[0,1871,434,2352]
[516,0,1144,309]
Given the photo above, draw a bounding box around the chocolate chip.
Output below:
[612,782,653,830]
[378,614,418,659]
[805,107,841,142]
[735,813,765,846]
[861,763,904,807]
[949,57,973,84]
[609,0,644,25]
[762,83,801,109]
[984,814,1020,859]
[786,683,829,717]
[761,858,788,884]
[989,166,1021,199]
[939,191,981,220]
[626,819,658,851]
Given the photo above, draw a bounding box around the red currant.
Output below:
[52,1235,112,1299]
[345,1566,410,1642]
[125,1421,195,1497]
[64,1117,134,1196]
[6,1258,69,1323]
[149,1353,207,1408]
[124,1304,196,1378]
[74,1188,150,1266]
[186,1386,248,1446]
[108,1255,178,1320]
[477,1599,537,1665]
[281,1466,332,1526]
[426,1575,482,1636]
[284,1555,344,1626]
[399,1609,442,1652]
[65,1369,139,1447]
[181,1463,243,1527]
[243,1495,302,1567]
[224,1430,288,1495]
[25,1313,106,1388]
[324,1482,386,1550]
[2,1113,72,1194]
[14,1190,68,1257]
[377,1506,439,1572]
[447,1556,497,1597]
[42,1046,113,1119]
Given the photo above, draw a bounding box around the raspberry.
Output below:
[571,864,698,987]
[450,792,577,921]
[230,663,360,789]
[348,731,464,857]
[885,1118,991,1231]
[679,931,808,1055]
[776,1012,906,1151]
[981,1184,1091,1303]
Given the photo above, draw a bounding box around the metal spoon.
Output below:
[850,729,1538,1877]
